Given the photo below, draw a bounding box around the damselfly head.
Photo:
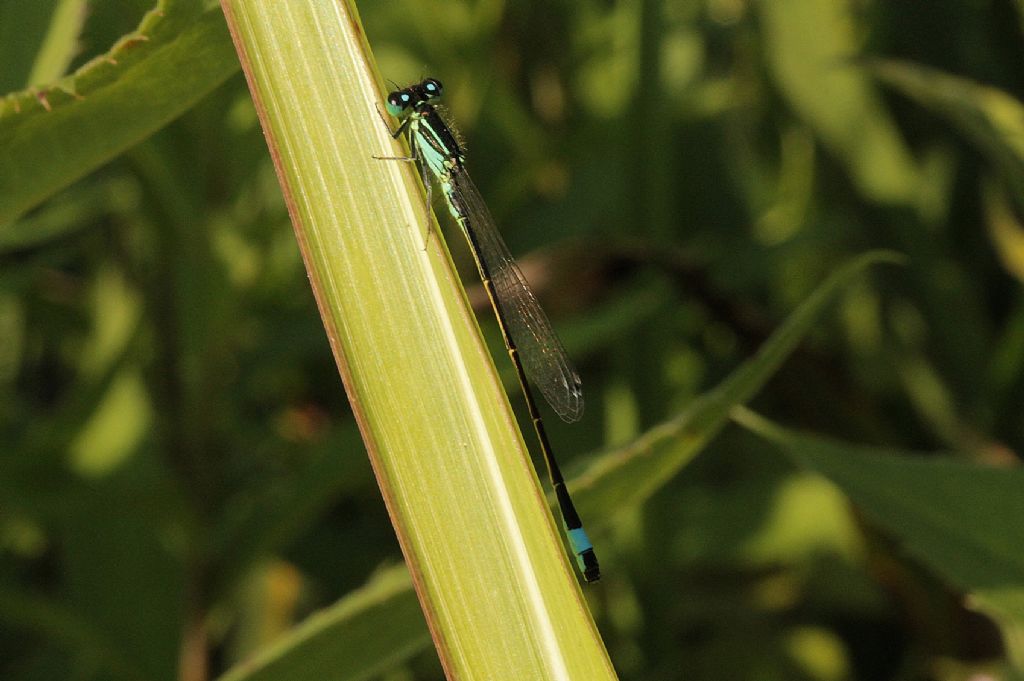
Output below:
[385,78,444,117]
[385,88,414,117]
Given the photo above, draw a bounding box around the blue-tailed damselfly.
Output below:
[378,77,599,583]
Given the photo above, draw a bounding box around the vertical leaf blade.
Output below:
[220,1,616,679]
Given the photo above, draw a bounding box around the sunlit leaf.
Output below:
[217,566,431,681]
[26,0,89,86]
[757,0,921,206]
[984,180,1024,284]
[734,407,1024,669]
[872,59,1024,202]
[0,0,238,226]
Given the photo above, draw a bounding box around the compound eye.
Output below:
[385,90,412,116]
[422,78,443,98]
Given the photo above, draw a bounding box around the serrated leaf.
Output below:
[0,0,238,226]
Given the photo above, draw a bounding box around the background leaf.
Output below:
[735,407,1024,669]
[872,59,1024,202]
[25,0,89,86]
[0,0,238,226]
[735,408,1024,593]
[3,1,1023,680]
[0,1,61,92]
[572,251,901,522]
[757,0,922,206]
[217,565,431,681]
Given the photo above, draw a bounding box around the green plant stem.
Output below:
[219,1,616,679]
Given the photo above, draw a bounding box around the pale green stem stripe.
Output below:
[219,1,616,679]
[26,0,88,86]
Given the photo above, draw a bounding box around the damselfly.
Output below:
[377,77,599,582]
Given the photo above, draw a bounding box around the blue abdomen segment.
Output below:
[567,527,600,582]
[567,527,593,555]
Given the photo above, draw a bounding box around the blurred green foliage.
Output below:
[2,1,1024,680]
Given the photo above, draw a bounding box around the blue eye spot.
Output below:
[385,90,410,116]
[421,79,444,99]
